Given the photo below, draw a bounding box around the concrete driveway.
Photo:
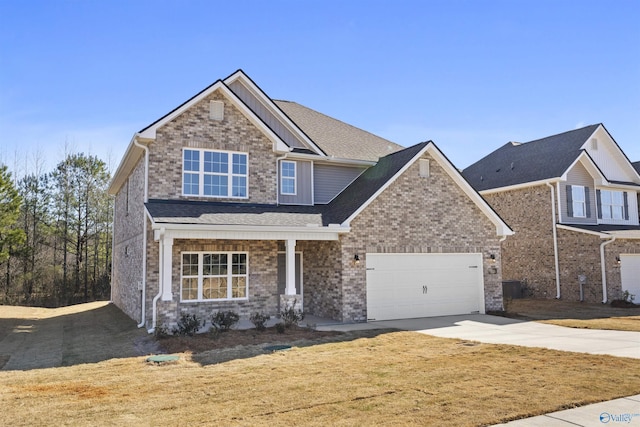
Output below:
[316,314,640,359]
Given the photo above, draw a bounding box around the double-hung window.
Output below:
[281,161,296,195]
[183,149,248,198]
[181,252,248,302]
[600,190,625,220]
[571,185,586,218]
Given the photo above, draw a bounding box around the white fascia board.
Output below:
[479,178,561,196]
[425,144,514,237]
[556,224,609,238]
[560,152,606,184]
[108,133,147,195]
[287,151,376,167]
[138,82,289,153]
[224,71,326,156]
[598,182,640,191]
[150,222,349,241]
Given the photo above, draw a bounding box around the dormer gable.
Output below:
[581,124,640,184]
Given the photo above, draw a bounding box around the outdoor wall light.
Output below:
[490,254,496,263]
[354,254,360,264]
[616,256,621,265]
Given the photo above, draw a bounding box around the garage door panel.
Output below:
[620,254,640,300]
[366,253,484,321]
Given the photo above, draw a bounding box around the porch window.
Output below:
[181,252,248,301]
[183,149,248,198]
[281,161,296,195]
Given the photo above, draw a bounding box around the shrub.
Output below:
[154,323,170,339]
[250,312,271,332]
[275,322,286,334]
[210,310,240,332]
[171,313,202,337]
[280,300,304,328]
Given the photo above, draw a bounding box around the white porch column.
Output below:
[161,236,174,301]
[285,239,297,295]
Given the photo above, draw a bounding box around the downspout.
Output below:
[150,229,163,333]
[600,236,616,304]
[546,183,561,299]
[133,137,149,328]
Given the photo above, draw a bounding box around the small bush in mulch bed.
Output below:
[155,324,341,354]
[611,291,637,308]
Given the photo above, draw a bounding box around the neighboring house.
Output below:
[463,124,640,303]
[108,70,513,332]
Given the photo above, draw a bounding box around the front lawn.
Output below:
[2,331,639,426]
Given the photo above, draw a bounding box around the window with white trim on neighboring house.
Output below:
[567,185,590,218]
[280,160,296,195]
[597,189,629,221]
[182,148,248,198]
[181,252,248,302]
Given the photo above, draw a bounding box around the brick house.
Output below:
[463,124,640,303]
[108,70,513,332]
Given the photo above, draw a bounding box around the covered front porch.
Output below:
[144,200,351,330]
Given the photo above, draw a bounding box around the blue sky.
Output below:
[1,0,639,176]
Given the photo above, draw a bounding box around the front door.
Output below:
[277,252,302,311]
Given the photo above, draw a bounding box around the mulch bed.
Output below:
[156,325,343,354]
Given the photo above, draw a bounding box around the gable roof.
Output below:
[274,100,402,162]
[146,144,427,228]
[462,124,601,192]
[146,142,513,237]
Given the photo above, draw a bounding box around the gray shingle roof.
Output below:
[462,124,600,192]
[633,161,640,175]
[274,100,403,162]
[146,143,427,227]
[563,224,640,233]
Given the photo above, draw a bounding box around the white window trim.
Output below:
[600,190,624,221]
[182,148,249,199]
[281,160,297,196]
[572,185,586,218]
[180,251,249,302]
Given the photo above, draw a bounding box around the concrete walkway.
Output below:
[314,314,640,426]
[493,394,640,426]
[314,314,640,359]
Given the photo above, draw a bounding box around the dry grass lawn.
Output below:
[505,298,640,332]
[2,331,640,426]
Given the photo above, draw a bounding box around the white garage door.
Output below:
[366,253,485,321]
[620,254,640,301]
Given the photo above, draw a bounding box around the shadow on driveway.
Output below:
[0,302,159,371]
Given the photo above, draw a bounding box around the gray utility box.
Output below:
[502,280,523,299]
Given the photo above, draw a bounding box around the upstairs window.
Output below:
[281,161,296,195]
[566,185,591,218]
[571,185,586,218]
[598,190,629,221]
[183,149,248,198]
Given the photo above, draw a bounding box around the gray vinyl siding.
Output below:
[228,81,305,149]
[279,160,313,205]
[559,162,597,224]
[314,164,367,204]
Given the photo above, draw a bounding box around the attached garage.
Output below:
[620,254,640,301]
[365,253,485,321]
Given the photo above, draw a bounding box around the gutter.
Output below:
[600,236,616,304]
[133,137,149,328]
[546,183,561,299]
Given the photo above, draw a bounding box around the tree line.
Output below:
[0,152,112,307]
